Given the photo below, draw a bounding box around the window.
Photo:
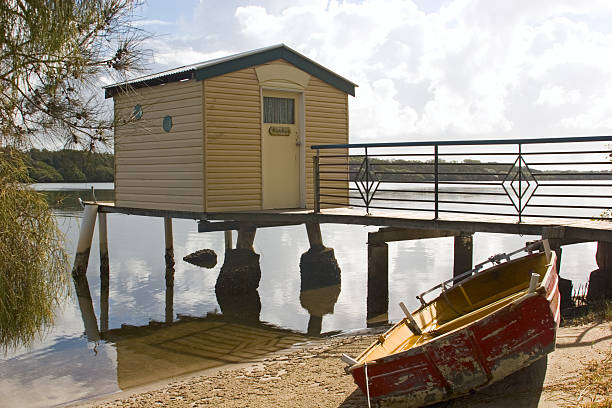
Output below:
[263,97,295,124]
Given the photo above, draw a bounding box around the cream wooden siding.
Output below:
[204,68,262,211]
[304,77,349,209]
[114,80,204,212]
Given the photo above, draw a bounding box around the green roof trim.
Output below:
[104,44,356,98]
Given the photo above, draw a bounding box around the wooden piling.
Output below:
[236,226,256,250]
[367,242,389,326]
[224,230,233,250]
[72,204,98,278]
[164,217,174,323]
[98,212,109,332]
[305,222,324,249]
[164,217,174,267]
[453,233,473,279]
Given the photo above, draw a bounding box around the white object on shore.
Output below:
[341,354,358,366]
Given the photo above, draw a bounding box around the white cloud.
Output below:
[131,19,174,27]
[536,85,581,106]
[140,0,612,142]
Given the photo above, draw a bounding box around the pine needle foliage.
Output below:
[0,150,68,353]
[0,0,147,150]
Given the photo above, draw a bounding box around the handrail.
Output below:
[310,135,612,221]
[312,135,612,150]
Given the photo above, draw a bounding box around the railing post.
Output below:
[314,150,320,213]
[434,145,439,219]
[518,143,522,223]
[365,147,370,214]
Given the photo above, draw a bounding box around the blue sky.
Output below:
[119,0,612,144]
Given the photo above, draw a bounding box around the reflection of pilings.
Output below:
[216,290,261,324]
[299,284,341,336]
[73,273,100,342]
[367,242,388,326]
[165,282,174,324]
[164,217,175,323]
[99,213,109,332]
[453,233,473,280]
[72,204,98,278]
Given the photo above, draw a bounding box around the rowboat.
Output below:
[342,240,560,407]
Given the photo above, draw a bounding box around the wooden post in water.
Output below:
[453,233,473,280]
[305,222,324,249]
[224,230,233,251]
[236,226,256,250]
[164,217,175,323]
[367,242,389,326]
[72,204,98,278]
[98,212,109,333]
[71,204,100,340]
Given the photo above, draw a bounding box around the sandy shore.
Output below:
[79,322,611,408]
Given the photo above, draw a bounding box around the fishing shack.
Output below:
[104,44,356,212]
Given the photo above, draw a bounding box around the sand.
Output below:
[78,322,611,408]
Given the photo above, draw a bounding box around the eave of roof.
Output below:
[104,44,357,98]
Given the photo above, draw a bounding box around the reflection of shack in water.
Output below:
[102,315,306,390]
[72,255,306,391]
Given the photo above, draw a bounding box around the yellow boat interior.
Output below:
[357,250,554,364]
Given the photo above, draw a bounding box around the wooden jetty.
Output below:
[75,198,612,326]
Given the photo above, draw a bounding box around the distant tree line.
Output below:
[347,157,609,182]
[26,149,114,182]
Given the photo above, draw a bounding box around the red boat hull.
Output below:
[350,256,560,407]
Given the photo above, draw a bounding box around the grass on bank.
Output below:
[551,298,612,408]
[561,299,612,327]
[546,347,611,408]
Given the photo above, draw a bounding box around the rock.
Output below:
[215,249,261,294]
[183,249,217,268]
[300,247,341,291]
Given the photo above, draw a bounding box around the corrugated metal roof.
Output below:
[104,44,357,98]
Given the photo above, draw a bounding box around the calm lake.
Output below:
[0,183,598,407]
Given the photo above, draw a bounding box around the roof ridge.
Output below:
[104,44,356,98]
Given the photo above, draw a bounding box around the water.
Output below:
[0,183,598,407]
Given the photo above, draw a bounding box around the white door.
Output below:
[262,90,302,209]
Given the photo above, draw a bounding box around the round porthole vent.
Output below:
[163,115,172,132]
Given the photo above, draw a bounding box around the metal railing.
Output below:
[311,135,612,222]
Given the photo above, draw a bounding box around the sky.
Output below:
[123,0,612,144]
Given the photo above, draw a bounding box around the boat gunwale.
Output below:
[349,249,557,372]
